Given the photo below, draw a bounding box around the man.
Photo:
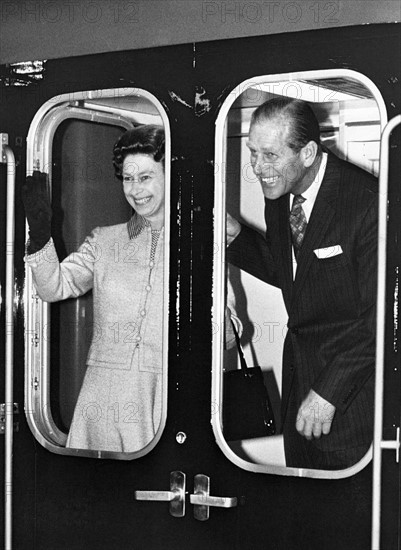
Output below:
[227,97,377,470]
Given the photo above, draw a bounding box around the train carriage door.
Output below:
[14,79,246,549]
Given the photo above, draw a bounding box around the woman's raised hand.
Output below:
[22,171,52,254]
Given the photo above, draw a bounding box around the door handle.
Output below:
[135,491,176,502]
[134,471,186,517]
[190,474,237,521]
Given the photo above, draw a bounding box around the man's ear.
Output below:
[301,140,318,168]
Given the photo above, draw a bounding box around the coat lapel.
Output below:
[278,195,294,309]
[291,154,340,304]
[265,194,293,309]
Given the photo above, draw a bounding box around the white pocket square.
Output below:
[313,245,343,259]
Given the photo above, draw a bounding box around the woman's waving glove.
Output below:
[22,171,52,254]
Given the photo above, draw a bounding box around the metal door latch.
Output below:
[190,474,237,521]
[0,403,20,434]
[135,471,186,517]
[135,471,237,520]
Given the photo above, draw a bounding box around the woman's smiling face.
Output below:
[122,153,165,229]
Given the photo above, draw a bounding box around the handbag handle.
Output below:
[230,319,249,372]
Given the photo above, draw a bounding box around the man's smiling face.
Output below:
[246,117,310,200]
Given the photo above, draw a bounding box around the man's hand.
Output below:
[296,389,336,440]
[224,307,236,349]
[226,212,241,246]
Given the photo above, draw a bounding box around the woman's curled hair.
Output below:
[113,124,165,180]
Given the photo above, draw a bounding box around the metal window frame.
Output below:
[24,87,171,460]
[212,68,387,479]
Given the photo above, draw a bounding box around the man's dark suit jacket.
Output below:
[227,153,378,469]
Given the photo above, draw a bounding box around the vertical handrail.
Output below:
[2,135,16,550]
[372,115,401,550]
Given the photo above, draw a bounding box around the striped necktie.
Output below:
[289,195,307,258]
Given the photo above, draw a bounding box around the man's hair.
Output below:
[113,124,165,180]
[250,97,321,153]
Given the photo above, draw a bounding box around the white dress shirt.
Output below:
[290,152,328,276]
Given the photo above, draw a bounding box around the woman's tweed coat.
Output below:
[26,216,164,452]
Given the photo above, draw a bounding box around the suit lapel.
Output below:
[265,195,294,309]
[291,154,340,304]
[278,195,294,309]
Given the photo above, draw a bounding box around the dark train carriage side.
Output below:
[0,22,400,550]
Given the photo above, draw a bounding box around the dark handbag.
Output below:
[223,320,276,441]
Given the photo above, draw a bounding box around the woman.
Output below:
[23,125,166,453]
